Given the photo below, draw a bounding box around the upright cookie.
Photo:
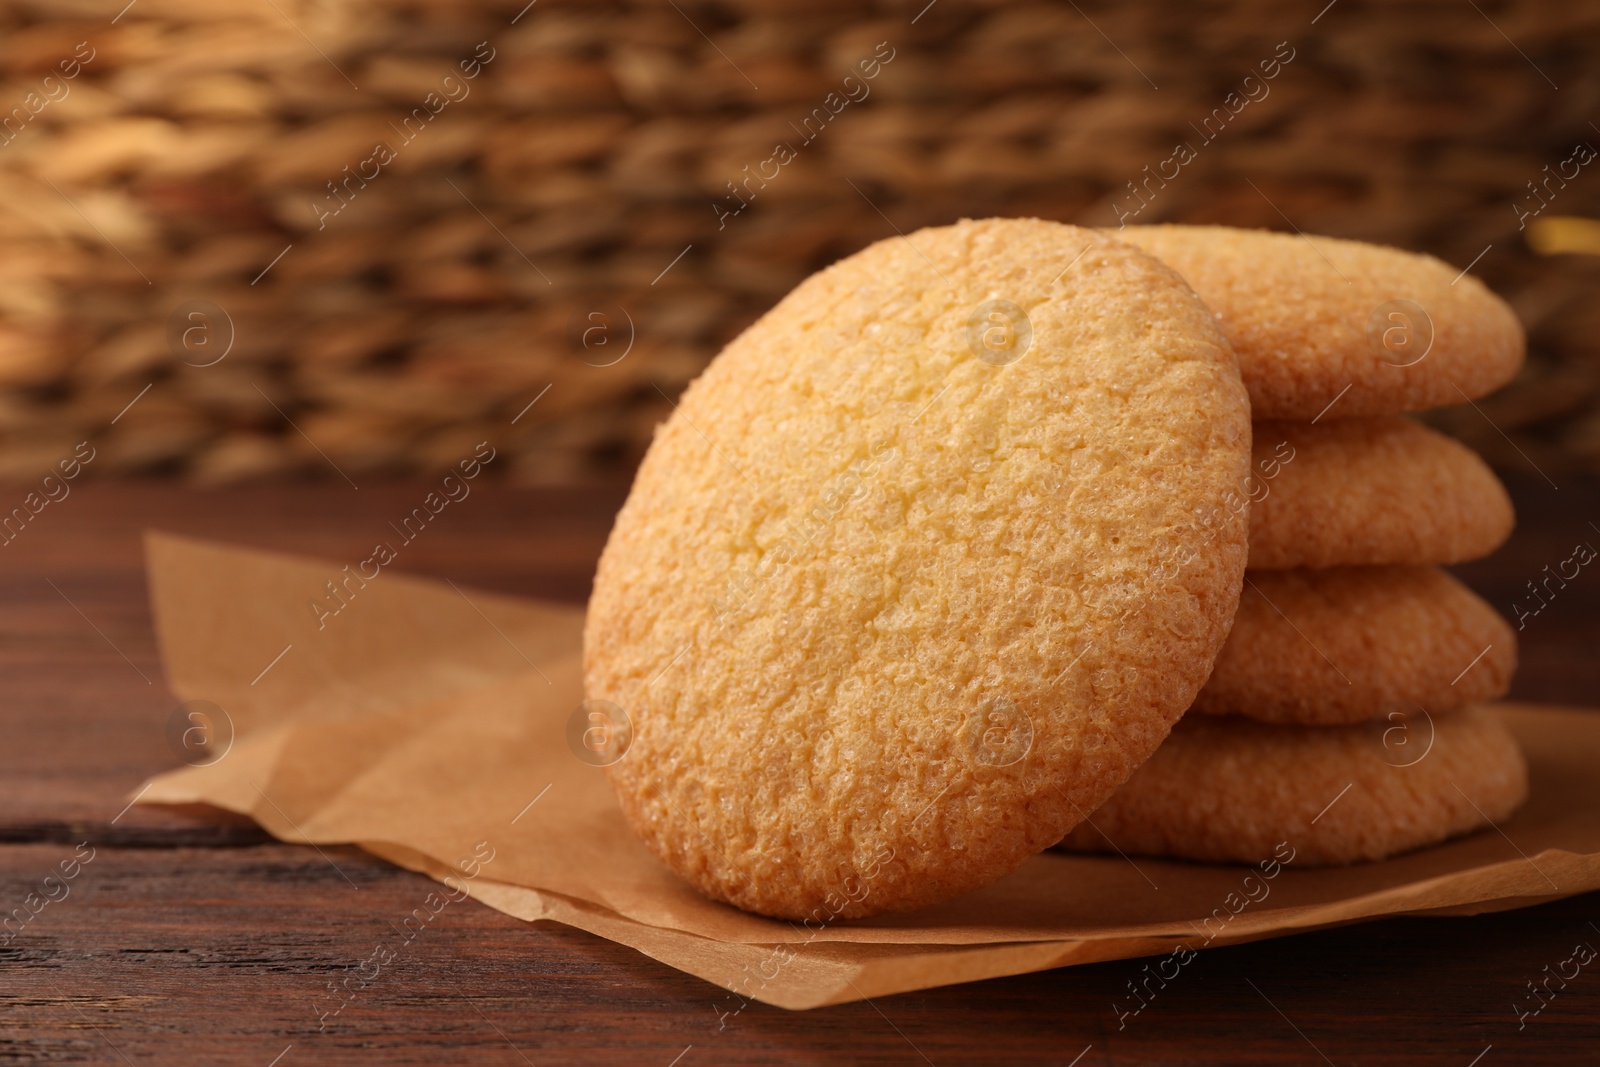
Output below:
[1057,705,1528,865]
[586,218,1252,920]
[1197,565,1515,724]
[1248,417,1514,570]
[1116,225,1524,421]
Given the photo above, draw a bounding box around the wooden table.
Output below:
[5,476,1598,1065]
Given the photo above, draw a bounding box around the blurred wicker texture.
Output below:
[0,0,1594,483]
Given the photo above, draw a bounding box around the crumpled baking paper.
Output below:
[134,532,1600,1009]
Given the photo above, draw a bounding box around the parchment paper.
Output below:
[135,532,1600,1009]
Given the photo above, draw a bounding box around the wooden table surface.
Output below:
[4,475,1599,1065]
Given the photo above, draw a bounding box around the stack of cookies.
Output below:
[584,218,1530,921]
[1061,226,1530,865]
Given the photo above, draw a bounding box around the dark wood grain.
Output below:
[3,476,1600,1065]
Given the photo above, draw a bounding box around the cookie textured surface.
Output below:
[1249,417,1514,570]
[1117,225,1525,421]
[1196,565,1515,724]
[585,218,1252,919]
[1057,705,1528,865]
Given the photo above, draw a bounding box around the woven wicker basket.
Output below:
[0,0,1595,483]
